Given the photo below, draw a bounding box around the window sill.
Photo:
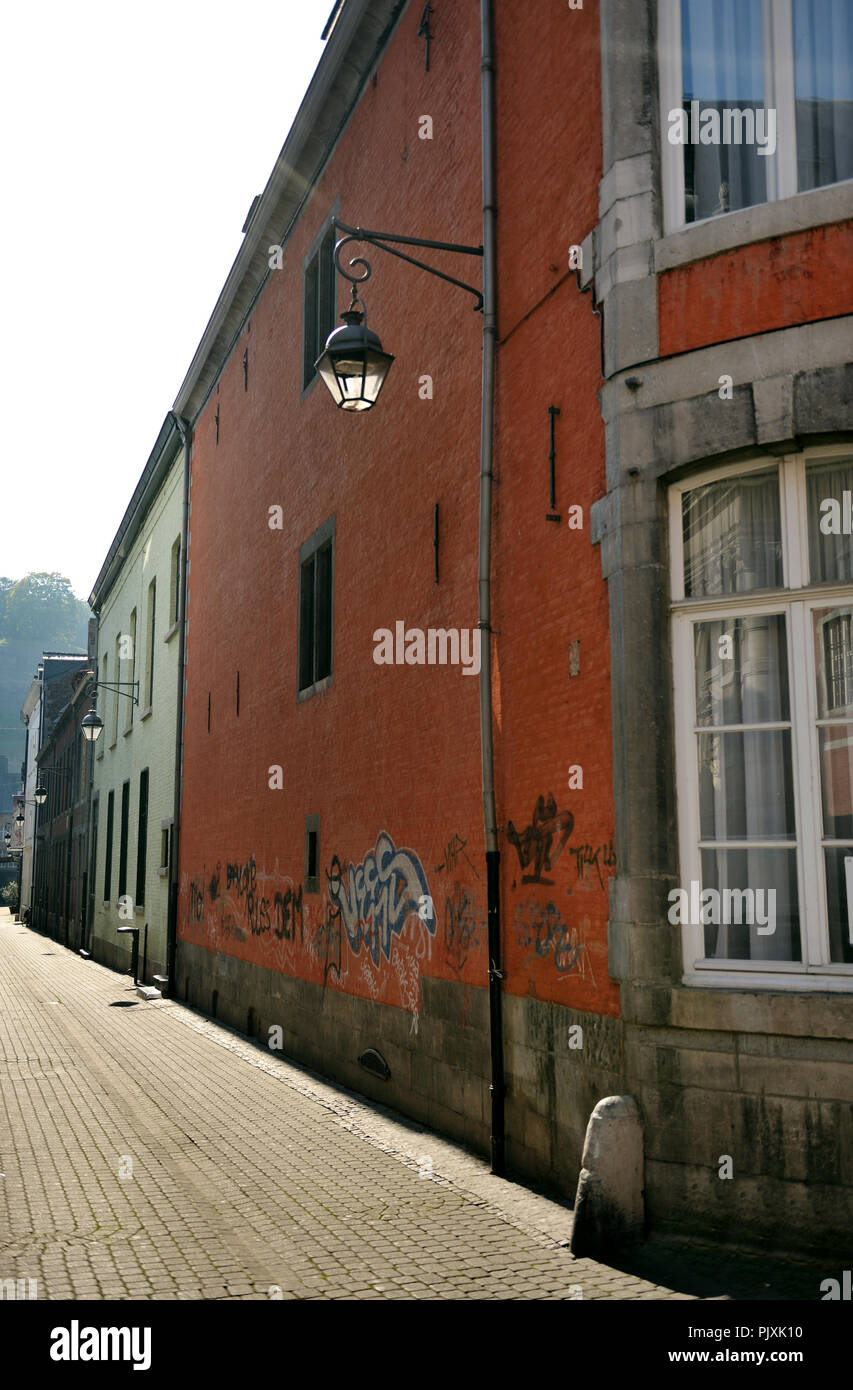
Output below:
[297,672,334,704]
[140,705,153,721]
[123,724,133,738]
[135,905,144,916]
[656,178,853,273]
[164,621,180,644]
[158,867,169,878]
[96,749,104,761]
[683,969,853,992]
[108,740,117,752]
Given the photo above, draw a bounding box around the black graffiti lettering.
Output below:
[273,884,304,942]
[436,832,478,878]
[507,795,573,884]
[444,884,485,975]
[188,877,205,923]
[566,840,617,889]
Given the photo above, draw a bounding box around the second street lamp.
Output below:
[78,677,139,744]
[81,709,105,743]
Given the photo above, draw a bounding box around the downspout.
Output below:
[479,0,503,1177]
[167,412,192,996]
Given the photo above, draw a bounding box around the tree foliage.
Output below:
[0,573,91,767]
[0,573,89,647]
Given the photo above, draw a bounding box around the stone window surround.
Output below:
[669,445,853,990]
[594,1,853,1039]
[656,0,853,238]
[296,513,336,704]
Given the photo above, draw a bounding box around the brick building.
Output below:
[33,666,95,948]
[20,653,90,920]
[118,0,852,1254]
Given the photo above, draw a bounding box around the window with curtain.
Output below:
[661,0,853,231]
[671,448,853,983]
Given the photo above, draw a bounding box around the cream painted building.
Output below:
[88,415,187,984]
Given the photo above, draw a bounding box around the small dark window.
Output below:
[305,815,320,893]
[135,769,149,908]
[104,791,114,901]
[170,536,181,626]
[303,222,337,390]
[118,781,130,900]
[90,795,99,901]
[299,534,333,693]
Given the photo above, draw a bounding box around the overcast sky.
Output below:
[1,1,327,603]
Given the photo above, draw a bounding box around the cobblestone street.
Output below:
[0,913,831,1301]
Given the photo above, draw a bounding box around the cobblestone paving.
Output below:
[0,913,829,1301]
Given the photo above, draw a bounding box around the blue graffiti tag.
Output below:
[327,832,433,965]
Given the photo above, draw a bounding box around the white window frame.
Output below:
[671,444,853,990]
[660,0,805,235]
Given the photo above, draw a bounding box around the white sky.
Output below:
[1,1,328,603]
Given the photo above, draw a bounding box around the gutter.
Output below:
[166,412,192,997]
[479,0,504,1177]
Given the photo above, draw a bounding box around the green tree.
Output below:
[0,573,91,768]
[3,573,89,647]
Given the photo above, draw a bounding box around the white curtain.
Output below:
[794,0,853,192]
[694,615,799,961]
[683,473,781,597]
[806,460,853,583]
[681,0,767,220]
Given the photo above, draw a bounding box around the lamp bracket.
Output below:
[92,681,140,707]
[333,219,484,311]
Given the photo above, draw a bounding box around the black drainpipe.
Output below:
[166,412,192,995]
[478,0,503,1176]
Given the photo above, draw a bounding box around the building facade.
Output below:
[20,653,90,922]
[33,667,95,949]
[174,0,618,1214]
[36,0,846,1255]
[19,676,42,912]
[587,0,853,1254]
[88,415,186,985]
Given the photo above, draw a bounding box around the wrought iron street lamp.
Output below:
[79,679,139,743]
[314,303,394,412]
[81,709,105,743]
[314,219,483,412]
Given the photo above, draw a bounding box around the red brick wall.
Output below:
[659,221,853,356]
[178,0,619,1022]
[493,0,618,1015]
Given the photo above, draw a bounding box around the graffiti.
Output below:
[507,795,574,884]
[566,840,616,889]
[514,898,581,975]
[224,856,273,937]
[444,884,486,975]
[327,833,433,965]
[273,884,303,943]
[308,873,342,983]
[435,832,478,878]
[189,877,205,923]
[208,866,221,901]
[393,948,421,1033]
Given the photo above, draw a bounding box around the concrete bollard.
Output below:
[570,1095,644,1258]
